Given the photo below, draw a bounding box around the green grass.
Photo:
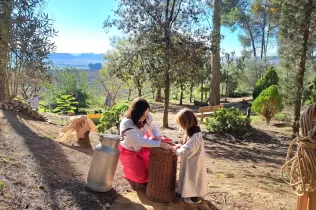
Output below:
[0,181,5,191]
[215,173,224,179]
[250,115,265,123]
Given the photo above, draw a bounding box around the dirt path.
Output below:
[0,102,297,209]
[0,110,132,210]
[152,102,296,210]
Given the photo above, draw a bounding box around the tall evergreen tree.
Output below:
[279,0,316,134]
[210,0,222,105]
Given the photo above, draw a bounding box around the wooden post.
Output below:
[246,107,251,118]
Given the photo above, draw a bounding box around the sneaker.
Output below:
[183,197,202,204]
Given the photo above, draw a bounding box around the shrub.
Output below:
[253,66,279,99]
[52,95,78,114]
[97,102,129,134]
[204,107,251,138]
[229,89,251,97]
[252,85,284,124]
[303,77,316,104]
[274,112,291,124]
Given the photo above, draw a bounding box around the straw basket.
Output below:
[146,147,177,203]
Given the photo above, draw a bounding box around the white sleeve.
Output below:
[147,113,159,137]
[124,128,161,148]
[176,134,200,156]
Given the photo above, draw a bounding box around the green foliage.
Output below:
[274,112,291,124]
[220,52,245,98]
[52,95,78,114]
[250,115,265,123]
[97,102,129,134]
[239,59,268,91]
[229,89,251,97]
[204,108,251,138]
[253,66,279,99]
[252,85,284,124]
[40,67,91,111]
[221,0,280,59]
[303,77,316,104]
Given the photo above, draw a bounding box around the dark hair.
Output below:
[125,98,150,128]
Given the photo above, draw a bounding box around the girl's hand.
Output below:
[174,144,181,149]
[160,142,175,153]
[152,136,162,141]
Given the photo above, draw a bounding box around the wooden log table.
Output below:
[146,147,177,203]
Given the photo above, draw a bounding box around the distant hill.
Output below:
[48,53,105,69]
[47,53,279,70]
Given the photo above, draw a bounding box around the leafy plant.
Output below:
[97,102,129,134]
[52,95,78,114]
[253,66,279,99]
[274,112,291,124]
[204,108,251,138]
[40,67,91,111]
[252,85,284,124]
[303,77,316,104]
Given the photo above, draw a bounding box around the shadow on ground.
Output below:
[3,110,119,209]
[203,128,291,165]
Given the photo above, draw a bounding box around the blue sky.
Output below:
[46,0,244,55]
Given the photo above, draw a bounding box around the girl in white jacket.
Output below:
[174,108,208,204]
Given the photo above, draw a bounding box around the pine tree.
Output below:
[278,0,316,134]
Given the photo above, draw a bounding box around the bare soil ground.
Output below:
[0,97,297,210]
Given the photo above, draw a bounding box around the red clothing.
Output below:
[118,134,171,183]
[118,144,150,183]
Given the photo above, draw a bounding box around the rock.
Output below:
[78,191,88,196]
[105,203,111,208]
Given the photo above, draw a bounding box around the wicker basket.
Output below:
[146,147,177,203]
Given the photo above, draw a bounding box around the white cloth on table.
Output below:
[119,112,160,152]
[176,132,208,198]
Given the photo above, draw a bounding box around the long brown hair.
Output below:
[125,97,150,128]
[176,108,200,137]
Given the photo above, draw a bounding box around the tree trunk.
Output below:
[225,68,228,102]
[225,83,228,102]
[265,16,271,61]
[77,131,92,149]
[201,80,203,102]
[189,84,193,103]
[155,88,163,102]
[138,88,142,97]
[260,9,266,60]
[163,73,170,128]
[210,0,221,106]
[244,17,257,59]
[292,0,314,135]
[0,76,5,101]
[180,84,183,105]
[0,0,12,102]
[163,24,171,128]
[128,88,132,101]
